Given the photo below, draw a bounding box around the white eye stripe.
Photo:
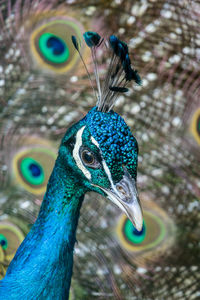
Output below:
[73,126,91,180]
[90,136,116,190]
[102,160,115,190]
[90,136,100,148]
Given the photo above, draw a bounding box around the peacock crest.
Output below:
[72,31,142,112]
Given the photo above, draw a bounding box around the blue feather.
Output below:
[83,31,101,47]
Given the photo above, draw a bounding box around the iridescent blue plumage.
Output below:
[0,157,85,299]
[86,107,138,182]
[83,31,101,47]
[0,31,142,299]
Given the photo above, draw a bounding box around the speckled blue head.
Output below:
[85,107,138,183]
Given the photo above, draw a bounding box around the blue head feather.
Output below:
[83,31,101,47]
[71,35,79,51]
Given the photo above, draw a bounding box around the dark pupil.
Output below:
[132,225,145,236]
[46,37,65,55]
[29,163,41,177]
[0,239,6,246]
[83,151,94,164]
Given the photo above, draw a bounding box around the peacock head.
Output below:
[61,32,143,231]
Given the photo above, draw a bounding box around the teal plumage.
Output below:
[0,1,200,300]
[1,161,85,299]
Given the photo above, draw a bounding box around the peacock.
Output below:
[0,0,200,299]
[0,27,144,298]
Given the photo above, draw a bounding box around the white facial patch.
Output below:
[102,160,122,199]
[90,136,118,194]
[102,160,114,188]
[91,136,100,148]
[73,126,91,180]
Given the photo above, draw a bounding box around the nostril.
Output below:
[116,185,127,196]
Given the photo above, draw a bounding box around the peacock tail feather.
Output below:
[0,0,200,299]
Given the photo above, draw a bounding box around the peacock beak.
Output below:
[93,169,143,231]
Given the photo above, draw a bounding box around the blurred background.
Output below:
[0,0,199,299]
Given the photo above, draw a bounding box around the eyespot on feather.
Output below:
[0,221,24,262]
[190,108,200,145]
[10,137,56,196]
[115,194,176,265]
[28,13,85,74]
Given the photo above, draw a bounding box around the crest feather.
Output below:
[72,31,142,112]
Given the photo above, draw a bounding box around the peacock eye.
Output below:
[81,150,95,165]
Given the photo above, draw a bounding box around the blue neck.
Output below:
[2,158,86,299]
